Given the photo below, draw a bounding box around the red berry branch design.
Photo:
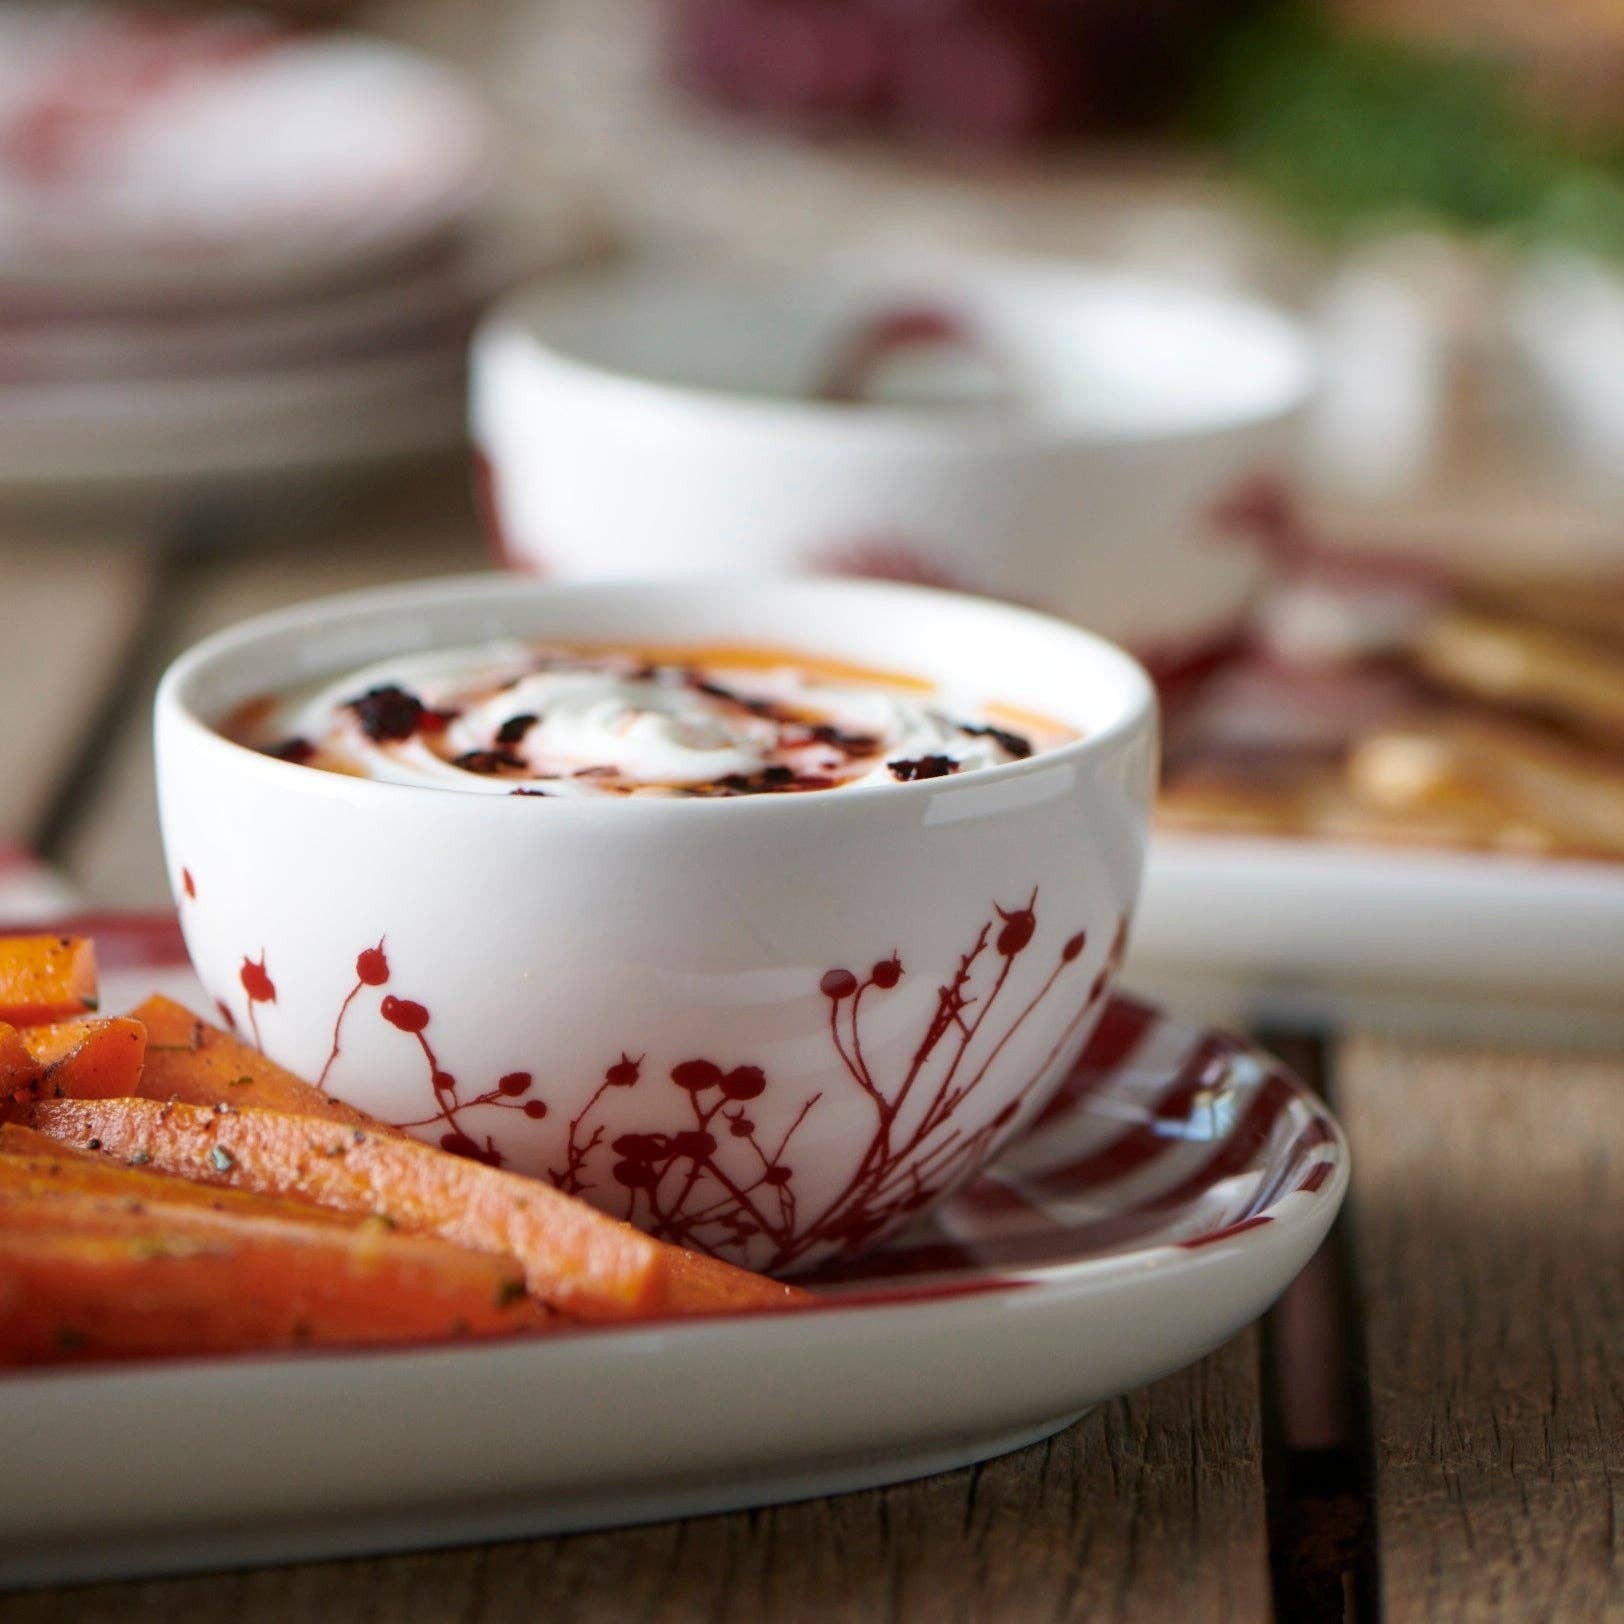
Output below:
[247,940,547,1166]
[315,940,390,1087]
[363,948,547,1166]
[219,883,1127,1263]
[238,953,275,1052]
[548,889,1123,1270]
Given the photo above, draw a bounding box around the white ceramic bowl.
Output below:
[471,259,1315,661]
[155,576,1156,1272]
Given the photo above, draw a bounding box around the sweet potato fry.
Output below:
[0,1023,40,1103]
[0,1218,545,1366]
[28,1097,811,1322]
[0,937,96,1026]
[131,995,387,1130]
[0,1121,100,1163]
[0,1178,360,1241]
[0,1123,357,1229]
[11,1017,145,1103]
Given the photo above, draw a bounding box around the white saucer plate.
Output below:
[0,342,470,490]
[0,918,1347,1589]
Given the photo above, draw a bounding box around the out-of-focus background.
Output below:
[248,0,1624,527]
[3,0,1622,1038]
[3,16,1618,1609]
[5,0,1622,519]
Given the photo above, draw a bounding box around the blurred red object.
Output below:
[158,0,369,19]
[667,0,1237,147]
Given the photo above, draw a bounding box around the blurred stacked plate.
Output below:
[0,5,553,492]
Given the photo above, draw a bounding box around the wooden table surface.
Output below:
[0,468,1618,1624]
[2,3,1621,1614]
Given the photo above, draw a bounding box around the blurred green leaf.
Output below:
[1206,6,1624,260]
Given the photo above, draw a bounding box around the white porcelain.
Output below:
[0,227,599,495]
[0,936,1348,1590]
[0,342,469,491]
[471,258,1315,654]
[155,575,1157,1272]
[1510,252,1624,501]
[0,241,479,385]
[0,10,487,307]
[1134,833,1624,1050]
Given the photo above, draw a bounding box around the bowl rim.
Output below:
[156,573,1158,822]
[473,255,1318,452]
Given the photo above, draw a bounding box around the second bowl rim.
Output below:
[474,255,1318,452]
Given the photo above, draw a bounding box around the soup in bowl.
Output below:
[156,576,1156,1273]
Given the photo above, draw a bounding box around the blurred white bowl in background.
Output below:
[472,257,1315,660]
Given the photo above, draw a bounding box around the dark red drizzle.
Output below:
[686,675,795,723]
[346,685,425,742]
[453,749,525,775]
[889,755,959,782]
[805,722,882,755]
[496,713,538,745]
[265,737,315,764]
[713,765,797,794]
[959,721,1032,759]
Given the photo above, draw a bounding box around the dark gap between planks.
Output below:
[1252,1028,1379,1624]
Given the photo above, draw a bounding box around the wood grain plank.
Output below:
[0,1333,1268,1624]
[0,532,161,845]
[53,466,485,909]
[1339,1036,1624,1623]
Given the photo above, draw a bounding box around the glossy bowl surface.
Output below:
[156,574,1157,1270]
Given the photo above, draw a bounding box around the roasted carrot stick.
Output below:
[131,995,387,1130]
[28,1097,811,1321]
[0,1023,39,1103]
[0,1122,101,1163]
[11,1017,145,1102]
[0,937,96,1026]
[0,1219,545,1366]
[0,1124,357,1229]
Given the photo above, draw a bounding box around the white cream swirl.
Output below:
[251,641,1054,796]
[451,669,777,785]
